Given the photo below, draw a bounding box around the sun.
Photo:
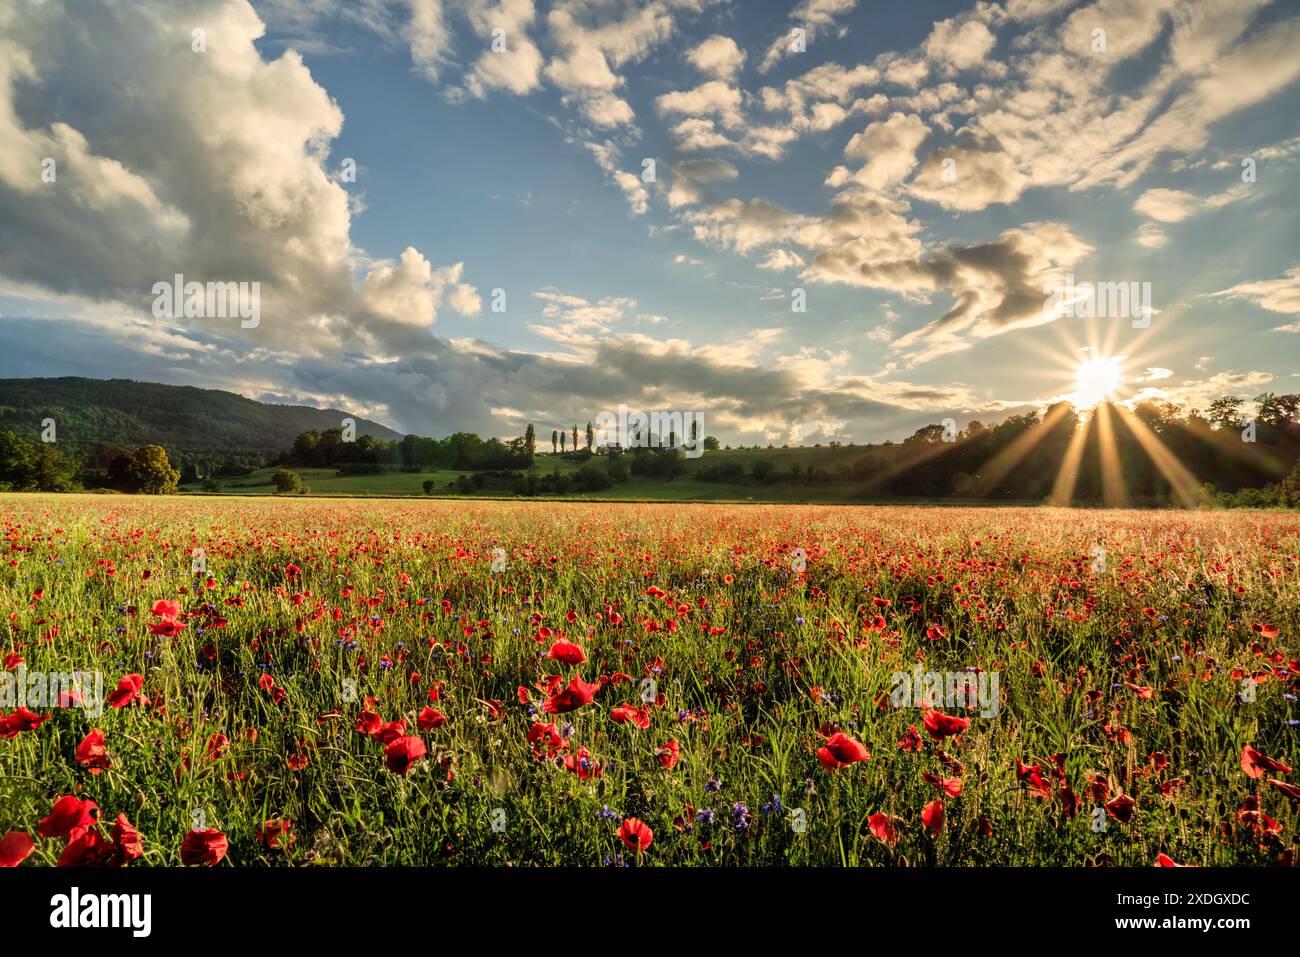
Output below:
[1073,356,1123,408]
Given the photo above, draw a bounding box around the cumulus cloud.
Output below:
[758,0,858,73]
[922,16,998,71]
[656,80,744,128]
[901,0,1298,211]
[544,0,675,128]
[907,137,1028,210]
[834,112,929,191]
[405,0,452,82]
[809,222,1092,362]
[686,34,745,79]
[1209,266,1300,321]
[1134,187,1198,222]
[456,0,544,98]
[360,249,480,326]
[0,0,480,366]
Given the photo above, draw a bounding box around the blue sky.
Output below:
[1,0,1299,443]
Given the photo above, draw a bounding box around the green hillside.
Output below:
[0,377,401,472]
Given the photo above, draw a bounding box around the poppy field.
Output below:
[1,494,1297,868]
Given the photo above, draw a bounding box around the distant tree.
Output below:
[703,435,720,451]
[1207,396,1246,431]
[572,424,579,452]
[0,431,38,490]
[422,479,435,494]
[524,423,536,465]
[1281,460,1300,507]
[200,477,221,493]
[31,444,79,492]
[273,468,302,494]
[111,446,181,494]
[551,429,558,453]
[585,421,594,451]
[560,431,566,452]
[574,464,612,492]
[1257,393,1300,427]
[906,423,948,444]
[607,455,628,482]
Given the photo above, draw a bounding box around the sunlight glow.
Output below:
[1073,356,1122,408]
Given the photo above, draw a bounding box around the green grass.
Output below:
[186,447,922,504]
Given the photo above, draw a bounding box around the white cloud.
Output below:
[1210,266,1300,319]
[758,0,858,73]
[361,248,480,325]
[686,34,745,79]
[405,0,452,82]
[839,112,929,191]
[757,249,806,271]
[923,17,997,72]
[459,0,544,98]
[1134,187,1197,223]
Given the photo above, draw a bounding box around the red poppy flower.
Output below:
[1241,744,1291,779]
[417,706,447,730]
[1,707,50,737]
[817,732,871,770]
[355,710,382,735]
[1105,793,1136,823]
[527,721,566,755]
[180,828,228,866]
[1156,853,1190,867]
[564,746,602,780]
[547,640,587,665]
[258,819,294,850]
[543,675,601,714]
[867,813,900,846]
[150,599,181,618]
[75,729,111,774]
[383,735,427,775]
[58,828,112,867]
[375,720,407,744]
[618,817,653,852]
[38,795,99,839]
[106,674,145,709]
[922,772,963,797]
[1267,778,1300,801]
[611,704,651,729]
[149,618,185,637]
[922,708,970,739]
[1015,758,1051,798]
[111,813,143,863]
[921,799,944,835]
[0,832,34,867]
[656,739,681,770]
[205,733,229,761]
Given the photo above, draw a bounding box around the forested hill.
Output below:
[0,377,400,462]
